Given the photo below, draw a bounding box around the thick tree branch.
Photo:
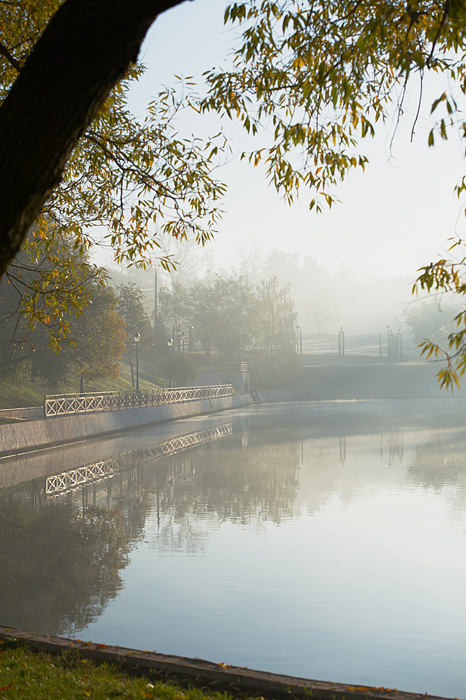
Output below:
[0,41,21,71]
[0,0,188,279]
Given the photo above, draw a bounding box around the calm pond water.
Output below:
[2,399,466,698]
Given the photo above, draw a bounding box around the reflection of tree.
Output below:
[0,500,131,636]
[145,428,301,553]
[407,431,466,490]
[407,430,466,525]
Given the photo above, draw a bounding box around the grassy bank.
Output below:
[0,365,163,409]
[0,349,225,410]
[0,640,244,700]
[0,347,172,410]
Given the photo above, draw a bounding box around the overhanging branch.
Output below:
[0,41,21,71]
[0,0,187,279]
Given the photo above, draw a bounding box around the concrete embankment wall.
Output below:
[0,413,237,491]
[0,406,45,421]
[0,394,252,457]
[297,357,465,399]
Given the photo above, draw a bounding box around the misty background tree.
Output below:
[116,283,152,387]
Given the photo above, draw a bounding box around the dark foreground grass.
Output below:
[0,640,252,700]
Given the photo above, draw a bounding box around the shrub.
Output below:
[159,354,199,387]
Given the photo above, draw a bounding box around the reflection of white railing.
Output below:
[44,385,232,418]
[45,424,233,496]
[45,460,117,495]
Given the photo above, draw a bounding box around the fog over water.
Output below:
[2,401,466,698]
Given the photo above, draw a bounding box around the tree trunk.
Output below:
[0,0,186,278]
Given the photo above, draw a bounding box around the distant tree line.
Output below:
[0,237,300,390]
[158,274,301,388]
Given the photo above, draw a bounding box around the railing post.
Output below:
[338,328,345,356]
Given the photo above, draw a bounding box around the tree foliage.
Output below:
[204,0,466,387]
[0,0,225,271]
[44,79,227,269]
[405,299,462,348]
[307,291,339,333]
[255,277,296,354]
[203,0,466,209]
[69,285,127,383]
[0,241,127,387]
[0,229,105,382]
[410,264,466,390]
[157,274,298,386]
[0,0,228,353]
[4,0,466,387]
[116,283,152,345]
[0,0,191,276]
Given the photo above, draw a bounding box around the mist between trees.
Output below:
[109,238,440,347]
[3,221,464,397]
[0,231,302,390]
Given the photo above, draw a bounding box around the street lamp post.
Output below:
[133,332,141,392]
[181,332,185,354]
[167,337,173,388]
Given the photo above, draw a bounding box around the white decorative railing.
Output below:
[44,384,232,418]
[45,423,233,496]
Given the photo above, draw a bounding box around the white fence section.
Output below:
[44,385,232,418]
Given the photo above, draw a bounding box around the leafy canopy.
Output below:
[5,0,466,386]
[0,0,228,348]
[203,0,466,209]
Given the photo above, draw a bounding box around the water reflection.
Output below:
[3,400,466,697]
[0,423,235,634]
[0,500,132,636]
[149,422,301,553]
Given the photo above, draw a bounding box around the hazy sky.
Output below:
[125,0,466,287]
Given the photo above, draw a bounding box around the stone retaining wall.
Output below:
[0,394,252,457]
[2,386,457,458]
[0,406,45,421]
[0,414,236,491]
